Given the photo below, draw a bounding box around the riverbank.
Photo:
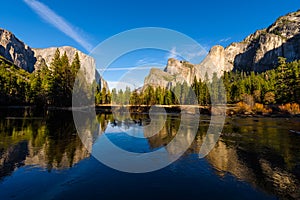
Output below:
[95,103,300,117]
[1,103,299,118]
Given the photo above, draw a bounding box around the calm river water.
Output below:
[0,108,299,200]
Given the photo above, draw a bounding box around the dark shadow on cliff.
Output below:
[233,33,300,72]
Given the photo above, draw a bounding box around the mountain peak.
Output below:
[0,28,108,89]
[143,10,300,88]
[222,9,300,72]
[0,28,36,72]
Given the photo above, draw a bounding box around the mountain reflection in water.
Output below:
[0,108,299,199]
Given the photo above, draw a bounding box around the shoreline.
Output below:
[1,104,299,118]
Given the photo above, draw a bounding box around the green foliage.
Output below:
[128,57,300,106]
[1,53,299,107]
[264,91,276,104]
[0,57,30,105]
[223,57,300,104]
[0,48,108,106]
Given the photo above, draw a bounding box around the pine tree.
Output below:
[50,48,62,105]
[60,52,71,105]
[111,88,118,104]
[164,90,173,105]
[71,52,80,76]
[203,72,210,105]
[118,89,124,105]
[276,57,289,103]
[210,73,219,104]
[29,72,42,104]
[130,90,140,106]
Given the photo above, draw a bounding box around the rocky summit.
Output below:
[144,10,300,88]
[0,29,36,72]
[0,28,108,88]
[224,10,300,72]
[33,46,108,88]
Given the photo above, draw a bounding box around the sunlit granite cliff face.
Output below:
[0,28,108,88]
[144,47,227,89]
[144,59,198,89]
[144,10,300,88]
[224,10,300,72]
[0,29,36,72]
[33,46,108,88]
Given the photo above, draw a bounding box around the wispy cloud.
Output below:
[165,47,181,60]
[219,37,232,43]
[184,49,207,61]
[97,65,164,72]
[23,0,93,51]
[135,57,166,67]
[107,81,142,91]
[165,45,207,64]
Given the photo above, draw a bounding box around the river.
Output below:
[0,108,299,199]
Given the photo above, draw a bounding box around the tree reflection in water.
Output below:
[0,108,299,199]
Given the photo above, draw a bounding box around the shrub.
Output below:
[242,94,254,107]
[253,90,261,103]
[264,92,276,104]
[279,103,300,115]
[253,103,272,114]
[236,102,252,114]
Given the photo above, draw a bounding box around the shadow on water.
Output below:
[0,107,299,199]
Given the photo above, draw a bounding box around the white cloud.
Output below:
[136,57,166,66]
[219,37,232,43]
[23,0,93,51]
[136,58,149,66]
[166,47,181,60]
[135,58,166,70]
[107,81,141,91]
[97,65,164,72]
[165,45,208,64]
[184,49,207,61]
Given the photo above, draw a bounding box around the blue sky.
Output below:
[1,0,299,89]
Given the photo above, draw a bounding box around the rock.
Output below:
[144,68,174,88]
[0,28,108,89]
[225,10,300,72]
[143,10,300,89]
[144,46,230,89]
[0,28,36,72]
[196,45,230,80]
[33,46,108,88]
[164,58,197,85]
[144,58,202,89]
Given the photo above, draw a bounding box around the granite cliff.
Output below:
[225,10,300,72]
[144,10,300,88]
[33,46,108,88]
[0,29,36,72]
[0,28,108,89]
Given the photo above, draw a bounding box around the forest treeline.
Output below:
[0,49,101,106]
[0,49,81,106]
[0,51,299,108]
[112,57,300,107]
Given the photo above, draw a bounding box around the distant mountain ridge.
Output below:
[33,46,108,88]
[0,29,36,72]
[224,10,300,72]
[0,28,108,89]
[144,10,300,88]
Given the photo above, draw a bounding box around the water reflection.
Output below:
[0,108,90,178]
[0,108,299,199]
[104,114,300,199]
